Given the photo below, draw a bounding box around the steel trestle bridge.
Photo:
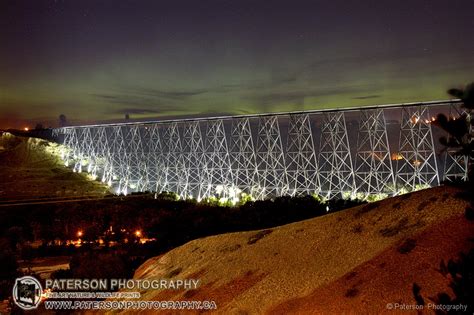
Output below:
[54,100,471,201]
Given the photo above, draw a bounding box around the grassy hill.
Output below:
[0,133,108,201]
[130,186,472,314]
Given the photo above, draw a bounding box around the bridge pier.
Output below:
[230,118,259,198]
[396,106,439,192]
[256,116,288,199]
[182,121,207,200]
[286,113,319,196]
[354,109,395,198]
[318,112,355,200]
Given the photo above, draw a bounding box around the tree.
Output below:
[59,114,68,127]
[434,82,474,178]
[447,82,474,108]
[415,83,474,313]
[0,239,19,299]
[435,83,474,219]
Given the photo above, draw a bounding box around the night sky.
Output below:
[1,0,473,129]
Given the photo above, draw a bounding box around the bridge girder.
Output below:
[56,100,469,201]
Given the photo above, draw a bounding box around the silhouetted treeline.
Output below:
[0,193,364,254]
[0,193,364,299]
[5,128,54,141]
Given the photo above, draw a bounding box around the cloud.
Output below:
[91,85,213,116]
[92,94,120,100]
[352,94,381,100]
[112,108,160,115]
[246,84,378,107]
[211,75,298,95]
[121,87,209,100]
[248,90,308,106]
[92,93,182,115]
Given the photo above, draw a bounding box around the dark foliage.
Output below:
[247,229,273,245]
[417,200,431,212]
[344,287,359,298]
[0,240,19,299]
[398,238,417,254]
[0,192,365,294]
[419,249,474,314]
[412,283,425,306]
[465,207,474,221]
[420,83,474,314]
[447,82,474,108]
[434,82,474,177]
[354,202,378,218]
[351,223,363,234]
[379,217,409,237]
[69,251,130,280]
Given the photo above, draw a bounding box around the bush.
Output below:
[0,241,19,299]
[423,249,474,314]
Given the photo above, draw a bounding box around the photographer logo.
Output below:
[12,276,43,310]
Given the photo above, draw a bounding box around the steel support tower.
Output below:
[396,106,439,190]
[354,109,395,197]
[318,112,355,199]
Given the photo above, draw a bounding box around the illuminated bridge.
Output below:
[54,100,470,202]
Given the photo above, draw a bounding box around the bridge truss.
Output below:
[55,100,470,201]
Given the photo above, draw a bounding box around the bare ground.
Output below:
[126,186,472,314]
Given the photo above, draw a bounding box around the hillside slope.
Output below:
[0,133,108,200]
[130,186,472,314]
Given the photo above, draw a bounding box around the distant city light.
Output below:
[135,230,142,237]
[77,230,83,238]
[24,127,29,131]
[391,153,403,161]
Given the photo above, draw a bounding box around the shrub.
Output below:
[418,249,474,313]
